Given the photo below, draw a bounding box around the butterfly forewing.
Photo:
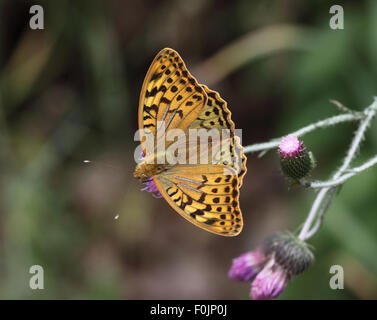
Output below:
[138,48,208,155]
[188,85,247,186]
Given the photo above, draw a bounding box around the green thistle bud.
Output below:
[278,136,313,181]
[263,231,314,276]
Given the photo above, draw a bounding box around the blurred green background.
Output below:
[0,0,377,299]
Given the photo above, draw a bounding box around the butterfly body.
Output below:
[135,48,247,236]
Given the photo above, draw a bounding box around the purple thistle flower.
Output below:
[250,258,288,300]
[279,136,304,158]
[141,177,163,198]
[139,151,163,198]
[229,232,314,300]
[228,249,265,281]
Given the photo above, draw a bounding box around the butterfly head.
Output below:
[134,162,167,181]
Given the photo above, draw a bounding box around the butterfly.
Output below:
[134,48,247,236]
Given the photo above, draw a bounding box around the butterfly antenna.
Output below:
[83,159,121,170]
[83,159,136,220]
[114,180,135,220]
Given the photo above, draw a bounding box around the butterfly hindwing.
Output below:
[154,165,243,236]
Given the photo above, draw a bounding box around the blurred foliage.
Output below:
[0,0,376,299]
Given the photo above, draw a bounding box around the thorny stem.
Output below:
[304,189,336,240]
[243,98,377,241]
[243,113,364,154]
[299,99,377,240]
[307,154,377,188]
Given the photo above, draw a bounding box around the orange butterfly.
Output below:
[134,48,247,236]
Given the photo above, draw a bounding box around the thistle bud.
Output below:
[263,232,314,276]
[278,136,313,181]
[230,231,315,300]
[249,233,314,300]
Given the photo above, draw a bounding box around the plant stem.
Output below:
[244,113,363,155]
[242,98,377,241]
[307,154,377,188]
[298,98,377,240]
